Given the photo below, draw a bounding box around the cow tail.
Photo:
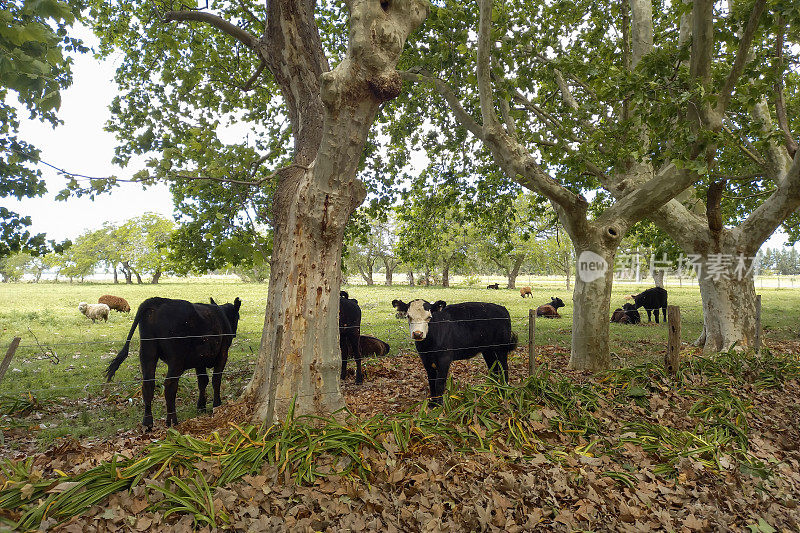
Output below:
[508,331,519,352]
[105,306,143,382]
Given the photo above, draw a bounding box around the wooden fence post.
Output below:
[528,309,536,375]
[665,306,681,375]
[0,337,21,386]
[755,294,761,355]
[264,325,284,425]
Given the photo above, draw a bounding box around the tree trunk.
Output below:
[569,245,616,371]
[442,264,450,287]
[564,251,571,290]
[151,268,162,284]
[383,259,395,286]
[653,269,665,288]
[424,266,431,286]
[507,254,524,289]
[121,261,133,284]
[407,270,414,286]
[360,263,374,286]
[133,269,143,284]
[244,0,429,423]
[113,267,118,284]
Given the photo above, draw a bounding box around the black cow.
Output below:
[340,291,363,384]
[627,287,668,323]
[611,303,641,324]
[536,297,565,318]
[105,296,241,428]
[360,335,390,358]
[487,283,500,290]
[392,299,517,404]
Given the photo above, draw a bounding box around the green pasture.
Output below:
[0,279,798,448]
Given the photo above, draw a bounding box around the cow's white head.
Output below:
[392,299,446,340]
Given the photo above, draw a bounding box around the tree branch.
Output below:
[736,150,800,250]
[243,60,267,91]
[164,9,262,51]
[773,17,798,158]
[398,70,484,139]
[714,0,767,117]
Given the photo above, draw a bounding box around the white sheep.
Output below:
[78,302,110,323]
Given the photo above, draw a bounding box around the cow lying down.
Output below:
[392,299,517,404]
[106,296,241,429]
[611,303,641,324]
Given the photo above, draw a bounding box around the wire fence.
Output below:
[0,306,702,393]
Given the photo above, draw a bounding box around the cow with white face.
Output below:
[392,298,518,404]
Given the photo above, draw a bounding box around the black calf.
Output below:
[340,292,363,384]
[105,296,241,428]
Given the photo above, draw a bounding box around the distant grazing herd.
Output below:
[78,285,668,427]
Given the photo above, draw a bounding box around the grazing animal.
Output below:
[611,303,641,324]
[98,294,130,313]
[78,302,110,323]
[536,297,565,318]
[340,291,364,384]
[627,287,668,323]
[359,335,390,359]
[520,286,532,298]
[487,283,500,290]
[392,299,517,404]
[105,296,241,428]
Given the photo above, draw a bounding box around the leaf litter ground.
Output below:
[2,339,800,532]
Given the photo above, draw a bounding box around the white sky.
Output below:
[4,27,796,250]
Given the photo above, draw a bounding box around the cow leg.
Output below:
[139,342,158,430]
[421,356,439,404]
[431,357,453,404]
[646,309,653,322]
[339,336,349,380]
[662,307,668,323]
[196,367,209,412]
[211,359,225,409]
[352,329,363,385]
[164,366,182,427]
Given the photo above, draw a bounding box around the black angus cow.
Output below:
[392,299,517,404]
[105,296,241,428]
[359,335,390,358]
[536,297,565,318]
[627,287,668,323]
[611,303,641,324]
[487,283,500,290]
[339,291,364,384]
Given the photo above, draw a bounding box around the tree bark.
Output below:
[506,253,525,289]
[569,243,616,371]
[407,270,414,286]
[243,0,428,423]
[113,266,118,284]
[151,268,162,284]
[696,271,757,352]
[653,269,664,288]
[442,264,450,287]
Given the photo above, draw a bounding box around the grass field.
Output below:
[1,279,798,449]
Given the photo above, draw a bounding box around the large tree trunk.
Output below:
[151,268,162,284]
[696,272,757,352]
[652,269,665,288]
[569,245,616,371]
[407,270,414,286]
[442,264,450,287]
[113,266,118,284]
[244,0,428,423]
